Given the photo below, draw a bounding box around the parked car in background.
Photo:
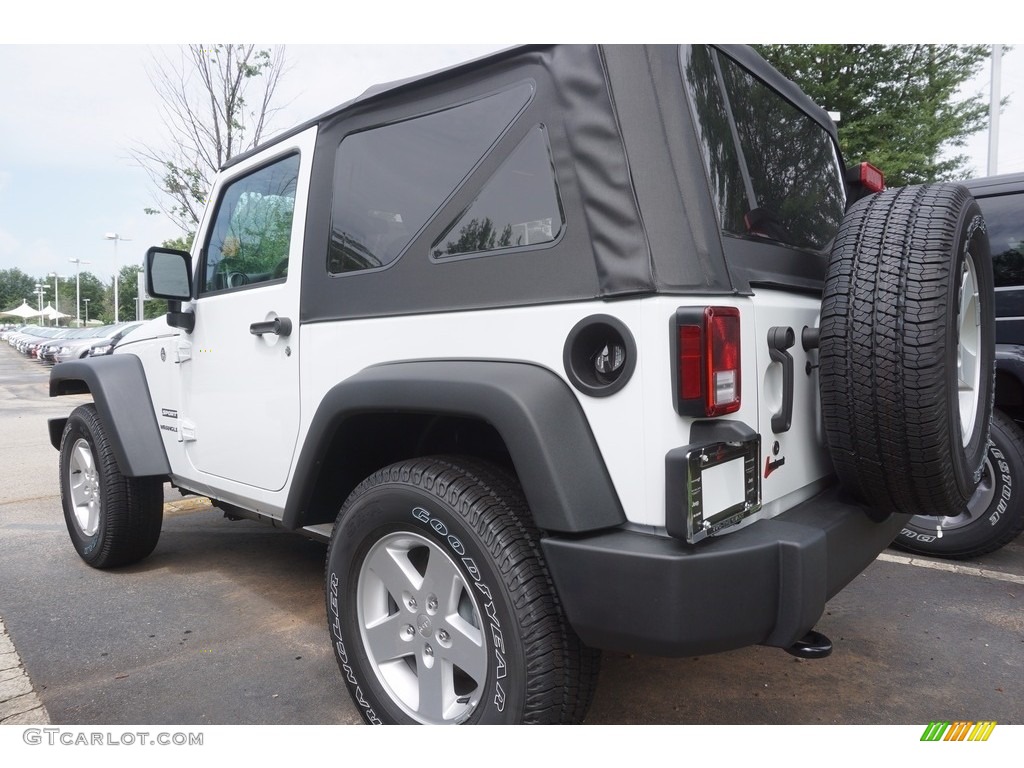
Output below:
[17,326,64,359]
[54,323,143,363]
[38,328,86,364]
[3,324,144,363]
[1,324,26,343]
[895,171,1024,559]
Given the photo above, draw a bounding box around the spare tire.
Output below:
[819,183,994,520]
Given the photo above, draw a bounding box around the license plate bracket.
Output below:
[681,436,761,543]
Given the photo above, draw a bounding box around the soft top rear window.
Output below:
[682,46,846,254]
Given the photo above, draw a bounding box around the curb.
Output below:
[0,616,50,725]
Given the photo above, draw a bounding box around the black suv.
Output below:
[896,171,1024,558]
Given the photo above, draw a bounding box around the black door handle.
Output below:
[249,317,292,337]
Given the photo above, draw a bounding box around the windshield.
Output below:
[681,45,846,253]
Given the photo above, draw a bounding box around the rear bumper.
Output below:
[541,485,906,656]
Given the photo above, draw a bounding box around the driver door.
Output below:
[179,128,314,493]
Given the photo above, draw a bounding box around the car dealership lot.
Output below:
[1,343,1020,725]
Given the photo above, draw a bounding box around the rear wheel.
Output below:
[895,410,1024,558]
[325,456,599,724]
[820,184,995,519]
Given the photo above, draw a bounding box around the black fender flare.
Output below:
[49,356,171,478]
[283,360,626,534]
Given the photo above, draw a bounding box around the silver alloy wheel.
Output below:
[68,437,101,536]
[357,530,487,724]
[918,454,997,534]
[957,250,982,446]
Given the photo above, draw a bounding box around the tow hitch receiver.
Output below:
[785,630,833,659]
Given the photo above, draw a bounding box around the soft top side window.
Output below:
[328,82,534,275]
[431,124,563,260]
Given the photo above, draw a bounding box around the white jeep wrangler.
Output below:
[48,44,993,725]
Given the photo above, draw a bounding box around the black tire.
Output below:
[820,184,994,520]
[59,403,164,568]
[324,456,600,725]
[894,410,1024,559]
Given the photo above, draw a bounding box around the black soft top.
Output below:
[222,46,846,320]
[227,45,837,170]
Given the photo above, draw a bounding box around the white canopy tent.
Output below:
[40,304,69,323]
[0,301,43,321]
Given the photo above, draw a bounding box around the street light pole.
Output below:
[989,43,1003,176]
[33,283,48,326]
[104,233,131,322]
[48,273,65,327]
[68,257,91,327]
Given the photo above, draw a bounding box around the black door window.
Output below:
[202,153,300,293]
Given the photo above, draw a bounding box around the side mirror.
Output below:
[146,247,193,300]
[145,247,195,333]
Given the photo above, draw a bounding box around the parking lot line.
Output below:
[878,551,1024,585]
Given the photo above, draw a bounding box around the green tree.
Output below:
[435,217,514,257]
[754,44,996,186]
[114,266,165,323]
[163,232,195,253]
[0,268,38,315]
[133,44,289,238]
[116,264,169,322]
[53,276,75,324]
[77,272,107,325]
[17,270,104,327]
[34,272,92,326]
[112,265,139,323]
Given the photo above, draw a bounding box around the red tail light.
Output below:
[674,307,742,417]
[855,162,885,193]
[678,325,703,401]
[706,307,741,415]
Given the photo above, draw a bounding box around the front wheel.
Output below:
[325,457,599,724]
[59,403,163,568]
[894,410,1024,559]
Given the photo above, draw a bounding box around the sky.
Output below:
[0,43,507,289]
[2,5,1023,290]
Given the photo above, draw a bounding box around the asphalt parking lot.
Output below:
[1,341,1021,726]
